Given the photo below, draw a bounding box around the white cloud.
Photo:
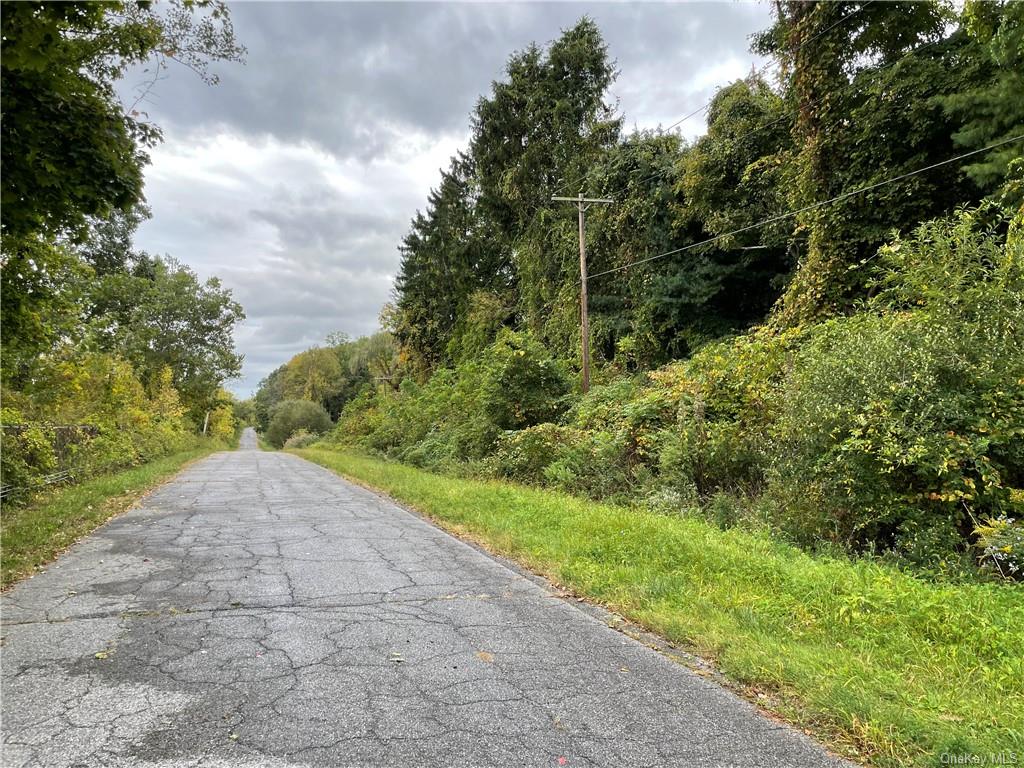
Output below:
[134,127,468,393]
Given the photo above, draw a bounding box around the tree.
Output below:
[266,400,332,449]
[470,18,620,245]
[0,238,91,389]
[350,332,400,387]
[253,365,287,433]
[282,347,343,410]
[206,389,238,442]
[0,0,244,239]
[939,1,1024,194]
[665,78,794,346]
[753,1,975,323]
[88,256,245,417]
[577,130,690,364]
[74,204,154,276]
[471,19,621,345]
[392,153,508,368]
[2,1,244,408]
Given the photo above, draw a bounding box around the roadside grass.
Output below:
[294,446,1024,768]
[1,441,226,589]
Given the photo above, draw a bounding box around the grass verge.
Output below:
[294,446,1024,768]
[1,441,225,589]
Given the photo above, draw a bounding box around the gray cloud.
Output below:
[128,1,773,394]
[130,2,772,155]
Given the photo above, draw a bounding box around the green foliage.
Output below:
[487,424,583,486]
[0,237,91,388]
[648,328,800,498]
[656,78,795,349]
[0,409,58,493]
[768,210,1024,567]
[1,357,195,500]
[0,0,243,239]
[266,399,332,449]
[392,155,510,369]
[446,291,515,363]
[479,329,570,430]
[206,398,237,443]
[392,19,619,367]
[253,364,288,433]
[764,1,992,324]
[940,1,1024,192]
[470,18,620,246]
[281,347,343,410]
[88,256,244,417]
[232,397,256,427]
[387,4,1014,368]
[330,330,569,467]
[283,429,320,450]
[253,332,398,427]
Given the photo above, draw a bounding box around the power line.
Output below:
[552,1,875,198]
[585,134,1024,282]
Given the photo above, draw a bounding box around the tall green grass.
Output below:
[1,442,224,588]
[295,446,1024,767]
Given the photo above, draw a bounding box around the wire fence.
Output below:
[0,424,100,500]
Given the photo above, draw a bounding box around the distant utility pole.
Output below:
[552,192,614,394]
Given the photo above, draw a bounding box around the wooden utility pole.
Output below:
[552,192,613,393]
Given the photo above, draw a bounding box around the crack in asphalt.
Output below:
[1,428,850,767]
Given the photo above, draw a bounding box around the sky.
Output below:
[127,1,774,396]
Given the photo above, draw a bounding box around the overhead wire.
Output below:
[583,134,1024,282]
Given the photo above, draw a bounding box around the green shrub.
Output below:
[768,210,1024,566]
[487,424,581,485]
[1,357,196,500]
[331,330,569,465]
[0,409,57,493]
[542,429,640,502]
[667,328,798,493]
[283,429,320,449]
[266,399,332,448]
[476,329,570,431]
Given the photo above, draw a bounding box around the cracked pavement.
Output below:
[1,428,849,767]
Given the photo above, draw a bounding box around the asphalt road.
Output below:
[1,429,848,767]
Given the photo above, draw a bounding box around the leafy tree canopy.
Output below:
[1,0,244,240]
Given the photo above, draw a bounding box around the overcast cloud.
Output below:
[127,1,773,395]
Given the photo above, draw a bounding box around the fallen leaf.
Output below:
[476,651,494,663]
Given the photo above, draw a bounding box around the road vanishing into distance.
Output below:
[2,429,847,767]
